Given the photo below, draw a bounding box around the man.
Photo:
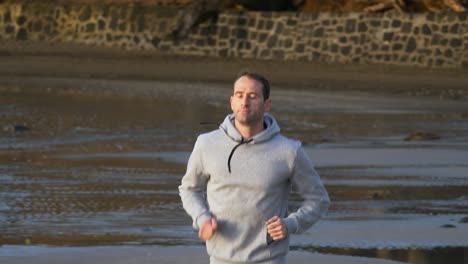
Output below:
[179,70,330,264]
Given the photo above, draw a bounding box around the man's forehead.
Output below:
[234,77,262,92]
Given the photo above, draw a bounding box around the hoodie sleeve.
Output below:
[178,136,213,230]
[283,146,330,234]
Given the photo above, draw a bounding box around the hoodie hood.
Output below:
[219,113,281,173]
[220,113,281,143]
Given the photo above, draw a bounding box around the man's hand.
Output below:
[199,217,217,241]
[266,216,288,241]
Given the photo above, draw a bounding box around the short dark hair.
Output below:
[236,70,270,101]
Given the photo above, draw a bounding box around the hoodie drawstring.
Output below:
[200,121,254,173]
[228,138,253,173]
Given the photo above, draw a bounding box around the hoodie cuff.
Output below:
[283,217,299,235]
[195,212,212,230]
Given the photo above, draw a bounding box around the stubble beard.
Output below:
[235,109,263,127]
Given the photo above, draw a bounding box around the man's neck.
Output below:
[234,120,264,140]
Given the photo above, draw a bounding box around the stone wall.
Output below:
[0,2,467,69]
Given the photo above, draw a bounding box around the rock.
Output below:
[14,125,31,133]
[440,224,456,228]
[459,216,468,223]
[3,124,31,133]
[404,130,441,141]
[371,192,384,200]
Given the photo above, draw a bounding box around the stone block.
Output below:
[119,22,126,32]
[259,32,268,43]
[219,26,229,38]
[275,22,283,34]
[383,32,394,41]
[267,35,277,48]
[422,24,431,35]
[392,43,403,51]
[16,15,26,25]
[358,22,367,33]
[331,43,338,53]
[5,24,14,34]
[260,49,270,58]
[219,48,228,57]
[86,22,95,33]
[32,20,42,32]
[431,33,442,45]
[109,17,118,30]
[98,19,106,31]
[137,16,145,32]
[435,59,445,66]
[406,37,416,53]
[392,20,401,28]
[339,36,347,44]
[151,36,160,47]
[314,27,324,37]
[418,49,432,55]
[369,20,381,27]
[79,6,91,22]
[236,16,248,26]
[16,27,27,40]
[272,49,284,59]
[295,43,304,52]
[311,51,321,60]
[345,19,356,33]
[444,49,453,57]
[195,38,204,46]
[286,18,296,26]
[450,38,462,48]
[258,20,264,30]
[341,46,351,55]
[401,22,412,33]
[442,25,449,33]
[3,11,11,23]
[311,40,320,48]
[450,24,459,34]
[462,60,468,69]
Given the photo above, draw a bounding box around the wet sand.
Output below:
[1,40,467,99]
[1,40,468,264]
[0,245,407,264]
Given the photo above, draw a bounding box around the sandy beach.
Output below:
[1,40,468,264]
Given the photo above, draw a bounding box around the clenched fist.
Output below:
[266,216,288,241]
[199,217,218,241]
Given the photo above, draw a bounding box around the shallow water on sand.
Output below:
[1,79,468,264]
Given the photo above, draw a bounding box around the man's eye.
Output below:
[249,94,257,99]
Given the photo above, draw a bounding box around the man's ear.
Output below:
[264,98,272,112]
[230,96,234,111]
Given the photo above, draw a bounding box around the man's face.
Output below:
[230,76,272,126]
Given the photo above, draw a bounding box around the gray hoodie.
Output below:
[179,113,330,263]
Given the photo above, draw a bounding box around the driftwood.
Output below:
[298,0,466,12]
[168,0,467,39]
[443,0,466,11]
[363,0,402,13]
